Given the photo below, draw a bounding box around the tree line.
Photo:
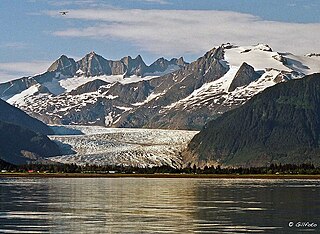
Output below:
[1,160,319,174]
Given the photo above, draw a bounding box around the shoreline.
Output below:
[1,173,320,179]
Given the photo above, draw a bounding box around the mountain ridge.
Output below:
[1,43,320,130]
[0,52,187,99]
[47,52,187,78]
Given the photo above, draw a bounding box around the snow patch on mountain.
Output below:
[7,85,41,106]
[132,91,164,106]
[282,53,320,74]
[41,74,159,96]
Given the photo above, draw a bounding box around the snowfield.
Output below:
[49,125,198,168]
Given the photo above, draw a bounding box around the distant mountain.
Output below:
[0,120,61,165]
[0,98,53,135]
[1,44,320,129]
[0,52,187,99]
[48,52,186,78]
[47,55,77,77]
[184,73,320,168]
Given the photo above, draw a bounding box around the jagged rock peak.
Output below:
[77,51,110,77]
[203,46,225,60]
[121,55,146,64]
[157,57,167,62]
[47,55,77,76]
[60,54,69,60]
[135,54,143,61]
[228,62,261,92]
[121,55,131,64]
[176,57,186,65]
[82,51,105,60]
[167,57,187,66]
[47,55,72,71]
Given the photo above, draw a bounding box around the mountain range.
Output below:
[1,43,320,167]
[1,43,320,130]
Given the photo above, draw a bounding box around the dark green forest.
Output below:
[1,159,319,175]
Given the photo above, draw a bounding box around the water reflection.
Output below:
[193,179,320,233]
[0,178,319,233]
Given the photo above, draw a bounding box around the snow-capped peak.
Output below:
[223,44,289,72]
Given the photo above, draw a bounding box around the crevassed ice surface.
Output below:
[50,126,198,168]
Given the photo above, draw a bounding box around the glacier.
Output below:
[49,125,198,168]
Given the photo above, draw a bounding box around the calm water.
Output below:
[0,178,319,233]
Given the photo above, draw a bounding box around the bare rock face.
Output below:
[76,52,111,77]
[47,55,77,77]
[70,79,110,95]
[121,55,148,77]
[108,60,126,75]
[228,62,261,92]
[147,57,187,74]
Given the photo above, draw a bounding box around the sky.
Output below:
[1,0,320,82]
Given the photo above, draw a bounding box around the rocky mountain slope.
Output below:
[184,73,320,168]
[0,98,53,135]
[1,44,320,130]
[0,120,61,165]
[0,99,63,164]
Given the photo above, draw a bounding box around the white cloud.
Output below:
[0,61,52,83]
[47,9,320,57]
[0,42,28,49]
[48,0,113,8]
[0,72,20,83]
[132,0,170,5]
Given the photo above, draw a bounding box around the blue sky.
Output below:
[1,0,320,82]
